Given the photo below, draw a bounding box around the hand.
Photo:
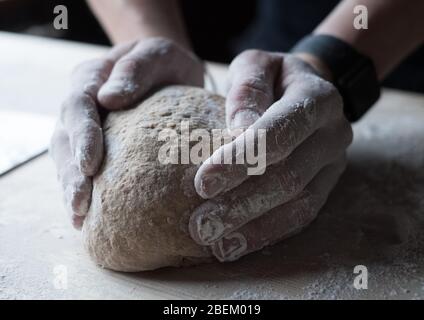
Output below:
[50,38,204,229]
[189,50,353,262]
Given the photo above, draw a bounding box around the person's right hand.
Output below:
[50,38,204,229]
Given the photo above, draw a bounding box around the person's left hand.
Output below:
[189,50,353,262]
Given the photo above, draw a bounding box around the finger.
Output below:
[226,50,282,131]
[211,156,347,262]
[71,58,114,94]
[190,123,352,245]
[104,40,137,62]
[60,92,103,176]
[98,37,204,110]
[50,125,93,227]
[62,57,116,175]
[64,43,137,175]
[195,76,344,199]
[71,41,135,94]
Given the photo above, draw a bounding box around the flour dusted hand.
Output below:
[190,50,353,262]
[50,38,204,229]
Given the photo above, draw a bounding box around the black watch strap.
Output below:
[291,34,380,122]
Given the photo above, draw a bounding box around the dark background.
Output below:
[1,0,423,93]
[0,0,256,63]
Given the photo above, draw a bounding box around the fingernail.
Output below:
[231,110,260,130]
[192,202,225,245]
[199,174,223,199]
[213,233,248,262]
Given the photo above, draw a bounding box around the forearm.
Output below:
[315,0,424,80]
[87,0,190,47]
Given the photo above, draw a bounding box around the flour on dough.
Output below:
[83,86,225,271]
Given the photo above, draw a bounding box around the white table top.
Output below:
[1,31,424,300]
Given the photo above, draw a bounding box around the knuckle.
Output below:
[115,57,141,75]
[230,49,267,70]
[231,49,282,73]
[142,37,179,58]
[239,49,269,61]
[227,85,269,121]
[116,39,182,75]
[244,49,264,56]
[228,82,267,110]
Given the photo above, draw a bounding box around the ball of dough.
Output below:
[82,86,225,271]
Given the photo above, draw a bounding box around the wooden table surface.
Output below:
[1,31,424,300]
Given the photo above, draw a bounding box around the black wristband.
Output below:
[291,34,380,122]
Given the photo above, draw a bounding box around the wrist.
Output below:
[293,52,334,83]
[290,34,380,122]
[88,0,191,48]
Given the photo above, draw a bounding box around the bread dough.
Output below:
[82,86,226,271]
